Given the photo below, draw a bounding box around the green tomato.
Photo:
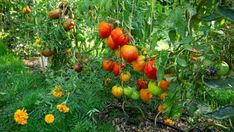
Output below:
[217,61,229,76]
[130,90,139,100]
[148,80,162,96]
[123,87,133,97]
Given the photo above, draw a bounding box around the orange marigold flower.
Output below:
[52,85,63,98]
[14,108,29,125]
[158,92,168,100]
[44,114,55,124]
[157,104,165,113]
[164,119,175,126]
[56,103,69,113]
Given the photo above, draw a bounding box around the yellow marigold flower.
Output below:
[14,108,29,125]
[52,85,63,98]
[158,92,168,100]
[164,119,175,126]
[44,114,55,124]
[56,103,69,113]
[157,104,165,113]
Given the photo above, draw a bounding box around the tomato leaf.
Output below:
[176,57,187,67]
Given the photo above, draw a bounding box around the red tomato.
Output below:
[120,45,138,63]
[111,28,127,45]
[107,35,119,50]
[98,22,113,39]
[137,78,149,89]
[113,62,121,76]
[144,60,157,79]
[102,59,114,71]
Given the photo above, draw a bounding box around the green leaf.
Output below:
[170,103,183,119]
[183,44,193,51]
[176,57,187,67]
[206,105,234,119]
[180,35,194,45]
[168,29,176,42]
[217,5,234,21]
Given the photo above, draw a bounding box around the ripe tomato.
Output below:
[113,62,121,76]
[191,56,197,61]
[112,86,123,97]
[48,8,61,19]
[107,35,119,50]
[111,28,126,45]
[191,49,200,54]
[137,78,148,89]
[120,45,138,63]
[144,60,157,79]
[120,71,131,82]
[132,55,146,72]
[140,89,153,102]
[63,18,75,31]
[102,59,114,71]
[98,22,113,39]
[159,80,170,91]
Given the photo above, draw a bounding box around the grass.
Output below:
[0,40,116,132]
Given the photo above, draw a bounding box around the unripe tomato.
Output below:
[144,60,157,79]
[132,55,146,72]
[217,61,229,76]
[112,86,123,97]
[120,71,131,82]
[98,22,113,39]
[102,59,114,71]
[66,48,71,55]
[120,45,138,63]
[41,48,54,57]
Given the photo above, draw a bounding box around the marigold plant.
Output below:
[57,103,69,113]
[14,108,29,125]
[44,114,55,124]
[52,85,63,98]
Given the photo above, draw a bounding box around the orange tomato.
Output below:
[158,92,168,100]
[140,89,153,102]
[132,55,146,72]
[112,86,123,97]
[120,45,138,63]
[107,35,119,50]
[22,5,31,14]
[102,59,114,71]
[48,8,61,19]
[98,22,113,39]
[159,80,170,91]
[120,71,131,82]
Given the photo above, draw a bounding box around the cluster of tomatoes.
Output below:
[99,21,171,102]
